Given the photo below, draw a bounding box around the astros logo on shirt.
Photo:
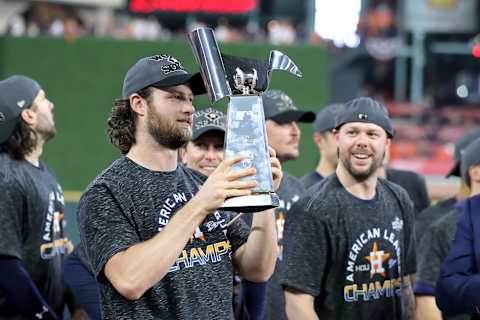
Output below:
[365,241,390,278]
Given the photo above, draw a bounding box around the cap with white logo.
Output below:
[122,54,206,98]
[0,75,41,144]
[335,97,394,137]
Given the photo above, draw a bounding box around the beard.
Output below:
[278,152,298,163]
[37,126,56,142]
[147,106,191,150]
[35,115,56,142]
[276,143,299,163]
[339,148,385,182]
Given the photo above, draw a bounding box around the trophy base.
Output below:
[220,193,280,213]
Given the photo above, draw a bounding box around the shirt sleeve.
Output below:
[0,177,24,259]
[226,212,250,253]
[414,225,440,294]
[401,190,417,276]
[77,183,141,281]
[414,213,457,295]
[280,198,329,296]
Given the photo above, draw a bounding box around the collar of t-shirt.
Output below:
[334,174,380,206]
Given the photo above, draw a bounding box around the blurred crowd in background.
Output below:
[2,1,296,43]
[1,0,399,45]
[1,1,480,319]
[1,0,480,191]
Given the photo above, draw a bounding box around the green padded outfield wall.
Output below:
[0,36,329,197]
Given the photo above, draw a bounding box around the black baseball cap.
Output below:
[122,54,206,98]
[461,137,480,183]
[192,108,225,141]
[0,75,41,144]
[262,90,315,124]
[335,97,394,138]
[314,103,345,133]
[447,127,480,177]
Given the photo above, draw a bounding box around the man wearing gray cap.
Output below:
[77,54,280,319]
[180,107,225,176]
[436,137,480,317]
[282,97,416,320]
[0,75,83,319]
[301,103,344,189]
[262,90,316,163]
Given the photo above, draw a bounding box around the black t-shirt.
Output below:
[0,154,70,318]
[300,170,324,189]
[78,157,250,320]
[415,197,457,248]
[386,168,430,215]
[281,174,416,320]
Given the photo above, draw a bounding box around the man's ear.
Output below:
[385,137,392,150]
[313,132,324,148]
[333,128,340,142]
[129,94,147,116]
[20,109,36,125]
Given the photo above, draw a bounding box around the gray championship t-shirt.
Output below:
[0,154,69,318]
[78,157,250,319]
[281,174,416,320]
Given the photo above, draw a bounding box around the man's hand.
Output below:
[191,155,257,214]
[269,146,282,191]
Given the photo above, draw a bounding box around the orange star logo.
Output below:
[365,241,390,278]
[190,227,206,243]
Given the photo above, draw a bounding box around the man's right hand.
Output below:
[192,155,257,215]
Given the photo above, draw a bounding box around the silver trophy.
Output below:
[188,27,302,213]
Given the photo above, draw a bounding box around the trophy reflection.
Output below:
[188,27,302,212]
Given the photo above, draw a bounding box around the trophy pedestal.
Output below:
[221,193,280,213]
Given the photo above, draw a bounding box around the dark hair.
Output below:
[107,87,153,154]
[464,171,472,189]
[0,119,38,160]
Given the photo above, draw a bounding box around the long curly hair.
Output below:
[107,87,153,154]
[0,120,37,160]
